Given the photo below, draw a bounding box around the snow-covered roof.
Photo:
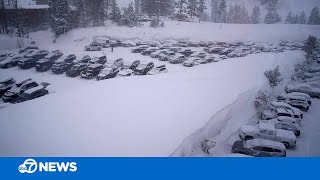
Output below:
[24,85,44,94]
[258,123,275,131]
[246,139,286,150]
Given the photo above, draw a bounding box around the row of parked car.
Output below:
[0,45,169,81]
[0,77,50,104]
[231,56,320,157]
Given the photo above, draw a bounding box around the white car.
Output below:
[259,119,301,137]
[150,50,168,58]
[285,97,310,112]
[270,101,303,119]
[278,92,312,105]
[183,58,200,67]
[169,54,186,64]
[147,65,168,75]
[85,44,102,51]
[263,116,301,127]
[239,123,297,148]
[261,108,302,123]
[159,51,175,61]
[191,52,207,58]
[286,83,320,98]
[117,69,134,77]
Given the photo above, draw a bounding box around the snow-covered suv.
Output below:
[259,119,301,137]
[169,54,186,64]
[270,101,303,119]
[286,83,320,99]
[261,107,302,121]
[85,44,102,51]
[239,123,297,148]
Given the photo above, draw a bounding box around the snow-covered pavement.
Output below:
[287,99,320,157]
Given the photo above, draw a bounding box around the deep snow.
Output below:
[0,51,305,156]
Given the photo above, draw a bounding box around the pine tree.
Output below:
[49,0,72,37]
[240,6,250,24]
[227,5,235,23]
[285,11,293,24]
[264,0,281,24]
[210,0,219,23]
[197,0,207,23]
[250,5,261,24]
[218,0,227,23]
[141,0,174,17]
[110,0,121,23]
[134,0,141,15]
[308,6,320,25]
[303,35,318,62]
[299,11,306,24]
[187,0,198,20]
[293,15,299,24]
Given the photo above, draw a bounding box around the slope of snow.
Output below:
[0,51,304,156]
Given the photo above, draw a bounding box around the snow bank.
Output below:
[0,51,304,156]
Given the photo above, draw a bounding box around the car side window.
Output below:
[261,147,273,152]
[252,146,263,151]
[273,148,282,153]
[278,113,290,117]
[267,131,274,136]
[259,130,267,135]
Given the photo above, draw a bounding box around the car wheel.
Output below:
[245,136,253,141]
[295,131,300,137]
[283,142,289,149]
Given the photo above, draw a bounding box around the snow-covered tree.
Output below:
[197,0,207,22]
[239,6,250,24]
[218,0,227,23]
[303,35,318,62]
[110,0,121,23]
[210,0,219,23]
[285,11,294,24]
[264,0,281,24]
[49,0,72,37]
[119,2,139,27]
[308,6,320,25]
[250,5,261,24]
[264,65,283,87]
[299,11,306,24]
[141,0,174,16]
[187,0,198,20]
[134,0,141,15]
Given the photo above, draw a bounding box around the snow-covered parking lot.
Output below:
[0,50,306,156]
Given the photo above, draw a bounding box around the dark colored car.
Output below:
[89,56,107,64]
[18,58,38,69]
[35,59,56,72]
[2,79,39,103]
[79,55,91,63]
[18,45,39,54]
[141,48,159,55]
[129,60,141,71]
[96,68,120,81]
[44,50,63,61]
[66,63,89,77]
[134,62,155,75]
[80,64,104,79]
[131,46,149,53]
[13,83,50,104]
[178,49,195,57]
[52,61,74,74]
[64,54,77,63]
[0,56,23,69]
[232,139,286,157]
[0,77,16,96]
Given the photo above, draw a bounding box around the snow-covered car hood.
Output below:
[276,129,296,140]
[240,125,256,134]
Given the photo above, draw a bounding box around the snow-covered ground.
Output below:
[0,50,305,156]
[1,20,319,156]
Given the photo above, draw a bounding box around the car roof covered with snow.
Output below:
[23,85,45,94]
[258,123,275,131]
[245,139,286,150]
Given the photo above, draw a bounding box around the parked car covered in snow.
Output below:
[259,119,301,137]
[134,62,155,75]
[232,139,286,157]
[66,63,89,77]
[0,77,16,96]
[131,45,149,53]
[191,52,207,58]
[85,43,102,51]
[79,55,91,63]
[178,49,195,57]
[18,45,39,54]
[80,64,104,79]
[89,55,107,65]
[147,65,168,75]
[13,83,50,104]
[159,51,175,61]
[278,92,312,106]
[43,50,63,62]
[270,101,303,119]
[150,50,169,58]
[35,59,56,72]
[183,58,200,67]
[285,83,320,99]
[169,54,186,64]
[18,57,38,69]
[285,97,310,112]
[129,60,141,71]
[239,123,297,148]
[0,55,23,69]
[261,108,302,122]
[2,79,39,103]
[97,68,120,80]
[117,69,134,77]
[142,47,159,55]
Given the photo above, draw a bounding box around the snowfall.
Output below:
[0,21,320,157]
